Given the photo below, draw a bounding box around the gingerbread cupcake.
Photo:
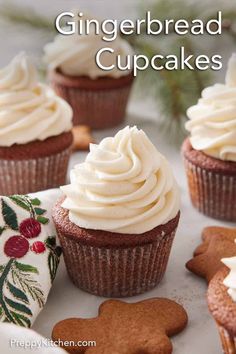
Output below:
[43,13,134,129]
[182,54,236,221]
[0,53,73,195]
[53,126,180,297]
[208,257,236,354]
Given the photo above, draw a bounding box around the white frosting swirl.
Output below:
[222,256,236,301]
[61,126,180,234]
[185,54,236,162]
[43,12,133,79]
[0,53,72,147]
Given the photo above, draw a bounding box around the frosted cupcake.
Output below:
[182,54,236,221]
[44,13,134,129]
[208,256,236,354]
[53,126,180,297]
[0,53,73,195]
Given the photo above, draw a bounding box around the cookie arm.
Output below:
[52,318,100,354]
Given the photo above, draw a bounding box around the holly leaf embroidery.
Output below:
[10,312,31,328]
[45,236,56,247]
[7,281,29,304]
[34,207,47,216]
[1,199,18,230]
[0,259,45,327]
[0,226,5,236]
[4,297,32,316]
[13,262,45,308]
[48,252,60,283]
[14,262,38,274]
[29,198,40,206]
[9,196,31,212]
[37,216,49,225]
[46,237,61,283]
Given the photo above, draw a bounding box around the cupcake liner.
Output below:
[0,147,71,195]
[183,156,236,221]
[49,72,134,129]
[57,227,177,298]
[217,324,236,354]
[52,82,132,129]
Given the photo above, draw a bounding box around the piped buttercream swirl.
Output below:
[61,126,180,234]
[185,54,236,162]
[0,53,72,147]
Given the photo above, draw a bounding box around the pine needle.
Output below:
[129,0,236,141]
[0,3,55,32]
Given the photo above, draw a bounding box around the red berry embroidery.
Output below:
[4,236,29,258]
[31,241,46,254]
[19,218,41,239]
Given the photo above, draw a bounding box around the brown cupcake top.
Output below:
[52,196,180,248]
[0,131,73,160]
[207,267,236,336]
[182,138,236,175]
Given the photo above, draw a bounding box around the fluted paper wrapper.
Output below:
[51,80,133,129]
[217,324,236,354]
[0,148,71,196]
[183,157,236,221]
[57,227,177,298]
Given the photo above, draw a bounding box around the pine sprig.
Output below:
[12,265,45,308]
[130,0,236,140]
[0,3,55,32]
[133,36,211,142]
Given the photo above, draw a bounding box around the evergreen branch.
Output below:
[12,266,45,308]
[0,259,16,323]
[180,37,205,96]
[128,0,231,140]
[133,36,211,141]
[139,0,202,24]
[0,3,55,32]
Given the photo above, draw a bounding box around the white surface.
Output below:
[31,103,234,354]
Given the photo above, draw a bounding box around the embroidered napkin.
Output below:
[0,189,61,328]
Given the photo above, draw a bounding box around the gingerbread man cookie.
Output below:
[186,226,236,283]
[52,298,188,354]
